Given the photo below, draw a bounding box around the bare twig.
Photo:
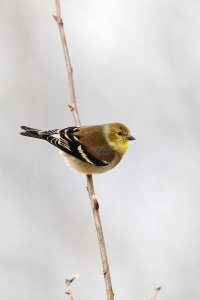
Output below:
[53,0,81,127]
[87,175,114,300]
[150,286,162,300]
[53,1,114,300]
[65,275,78,300]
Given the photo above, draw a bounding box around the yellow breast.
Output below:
[118,140,129,155]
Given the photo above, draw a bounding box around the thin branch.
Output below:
[65,275,78,300]
[53,0,81,126]
[150,287,162,300]
[87,175,114,300]
[53,1,114,300]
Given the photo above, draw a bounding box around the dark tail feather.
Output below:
[20,126,43,139]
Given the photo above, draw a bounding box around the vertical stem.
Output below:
[54,0,81,127]
[87,175,114,300]
[53,1,114,299]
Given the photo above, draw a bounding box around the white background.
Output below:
[1,1,200,299]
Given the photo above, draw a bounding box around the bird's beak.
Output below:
[126,135,136,141]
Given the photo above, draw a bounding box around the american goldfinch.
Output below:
[20,123,135,174]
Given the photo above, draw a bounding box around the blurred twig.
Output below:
[150,287,162,300]
[65,275,78,300]
[53,1,114,299]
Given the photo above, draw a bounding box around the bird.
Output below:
[20,123,135,174]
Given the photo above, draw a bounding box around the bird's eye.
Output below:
[117,131,122,136]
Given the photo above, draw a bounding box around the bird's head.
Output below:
[105,123,135,155]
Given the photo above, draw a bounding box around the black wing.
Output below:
[47,127,109,167]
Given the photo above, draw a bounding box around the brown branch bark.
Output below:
[87,175,114,300]
[53,0,81,127]
[53,1,114,299]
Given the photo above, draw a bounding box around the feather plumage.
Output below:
[20,123,134,174]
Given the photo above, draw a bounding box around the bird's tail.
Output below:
[20,126,44,139]
[20,126,59,140]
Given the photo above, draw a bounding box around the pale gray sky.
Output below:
[1,1,200,299]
